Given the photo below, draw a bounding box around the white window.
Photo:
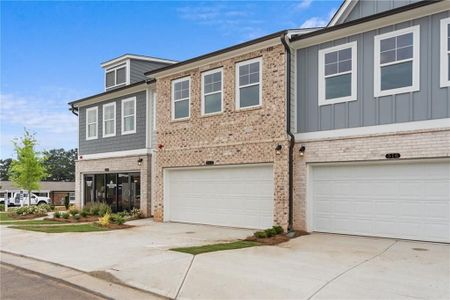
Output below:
[102,102,116,137]
[440,17,450,88]
[318,41,357,106]
[201,68,223,115]
[105,64,128,89]
[86,107,98,140]
[121,97,136,135]
[172,77,190,120]
[374,25,420,97]
[236,57,262,109]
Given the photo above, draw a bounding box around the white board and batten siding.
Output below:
[164,164,274,229]
[309,159,450,243]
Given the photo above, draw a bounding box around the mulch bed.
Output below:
[45,216,99,223]
[104,223,134,230]
[8,214,47,220]
[245,230,310,245]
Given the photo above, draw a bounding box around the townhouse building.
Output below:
[69,0,450,243]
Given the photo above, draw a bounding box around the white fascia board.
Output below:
[78,149,152,161]
[101,54,177,68]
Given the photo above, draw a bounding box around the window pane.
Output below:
[239,64,249,76]
[104,105,114,120]
[174,99,189,119]
[239,74,249,86]
[325,73,351,99]
[338,60,351,73]
[106,71,115,87]
[174,81,182,92]
[325,63,338,76]
[181,88,189,99]
[124,116,134,132]
[396,46,413,60]
[181,80,189,90]
[87,110,96,123]
[397,33,413,48]
[380,50,396,64]
[204,74,213,85]
[249,72,259,84]
[339,48,351,61]
[448,54,450,80]
[105,120,114,135]
[116,67,126,84]
[380,61,412,91]
[249,62,259,73]
[213,72,221,82]
[239,84,260,108]
[204,93,221,114]
[88,124,96,137]
[124,101,134,116]
[174,90,182,100]
[325,51,337,64]
[380,37,395,52]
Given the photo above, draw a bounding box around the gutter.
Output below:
[70,104,78,116]
[280,33,295,232]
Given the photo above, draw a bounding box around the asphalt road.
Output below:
[0,263,107,300]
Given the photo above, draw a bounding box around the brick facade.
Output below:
[293,128,450,230]
[153,44,291,228]
[75,155,152,216]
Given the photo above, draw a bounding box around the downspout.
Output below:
[70,104,78,116]
[281,32,295,232]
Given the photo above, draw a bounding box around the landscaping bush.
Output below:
[54,211,61,218]
[273,225,284,235]
[264,228,277,238]
[49,204,55,211]
[98,203,111,217]
[39,204,53,212]
[74,214,81,221]
[98,213,111,226]
[69,208,79,216]
[117,211,129,218]
[62,212,70,219]
[11,205,48,216]
[254,231,268,239]
[110,213,125,225]
[130,208,144,219]
[80,210,88,218]
[85,203,100,216]
[0,204,4,212]
[64,195,70,209]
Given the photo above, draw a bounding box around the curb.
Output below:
[0,250,167,300]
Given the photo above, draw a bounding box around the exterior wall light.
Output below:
[137,158,143,166]
[299,146,306,157]
[275,144,282,155]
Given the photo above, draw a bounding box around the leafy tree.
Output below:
[0,158,12,180]
[8,130,47,206]
[42,148,76,181]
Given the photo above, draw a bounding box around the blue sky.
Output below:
[0,0,340,158]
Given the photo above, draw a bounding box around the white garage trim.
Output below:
[306,158,450,242]
[163,163,274,229]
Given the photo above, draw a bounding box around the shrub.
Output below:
[54,211,61,218]
[74,214,81,221]
[273,225,284,235]
[254,231,267,239]
[11,205,48,216]
[117,211,129,218]
[130,208,144,219]
[62,212,70,219]
[264,228,277,238]
[80,210,88,218]
[110,213,125,225]
[69,208,79,216]
[64,195,70,209]
[39,204,53,212]
[0,204,4,212]
[98,203,111,217]
[49,204,55,211]
[98,213,111,227]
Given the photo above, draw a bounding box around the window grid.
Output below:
[121,98,136,134]
[202,69,223,115]
[102,103,115,138]
[236,57,262,109]
[172,77,190,120]
[105,64,127,89]
[86,107,98,140]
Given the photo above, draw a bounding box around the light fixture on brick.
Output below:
[137,158,143,166]
[299,146,306,157]
[275,144,282,155]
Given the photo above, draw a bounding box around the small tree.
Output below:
[8,130,47,206]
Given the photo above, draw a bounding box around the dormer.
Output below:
[101,54,177,91]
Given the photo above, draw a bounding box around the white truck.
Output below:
[2,192,51,206]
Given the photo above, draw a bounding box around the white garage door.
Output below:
[165,164,274,229]
[311,160,450,243]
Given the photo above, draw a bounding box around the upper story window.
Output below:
[102,102,116,138]
[121,97,136,135]
[105,64,127,89]
[374,25,420,97]
[440,17,450,88]
[86,107,98,140]
[201,68,223,115]
[236,57,262,109]
[172,77,190,120]
[318,41,357,106]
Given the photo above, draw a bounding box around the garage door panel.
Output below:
[166,164,274,229]
[311,160,450,242]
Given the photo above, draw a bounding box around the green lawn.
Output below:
[0,212,13,221]
[171,241,260,255]
[8,223,110,233]
[1,220,59,225]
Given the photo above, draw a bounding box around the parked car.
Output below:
[3,192,51,206]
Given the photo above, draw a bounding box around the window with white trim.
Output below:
[201,68,223,115]
[121,97,136,134]
[236,57,262,109]
[86,107,98,140]
[318,41,357,106]
[172,77,190,120]
[374,25,420,97]
[102,102,116,137]
[105,64,127,89]
[440,17,450,88]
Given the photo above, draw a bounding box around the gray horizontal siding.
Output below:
[345,0,421,23]
[296,11,450,133]
[130,60,170,84]
[79,91,147,155]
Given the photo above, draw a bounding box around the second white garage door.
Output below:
[310,160,450,243]
[164,164,274,229]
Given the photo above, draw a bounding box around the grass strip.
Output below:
[1,220,59,226]
[171,241,260,255]
[8,223,110,233]
[0,212,13,221]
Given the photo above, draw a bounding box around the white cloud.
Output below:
[300,9,336,28]
[296,0,312,10]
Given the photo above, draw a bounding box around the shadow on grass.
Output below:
[171,241,260,255]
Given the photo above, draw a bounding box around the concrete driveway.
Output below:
[1,220,449,299]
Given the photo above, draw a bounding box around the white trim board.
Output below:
[78,148,152,161]
[201,67,224,116]
[235,57,263,110]
[294,118,450,141]
[440,17,450,88]
[121,97,137,135]
[85,106,98,140]
[101,54,177,68]
[102,102,116,138]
